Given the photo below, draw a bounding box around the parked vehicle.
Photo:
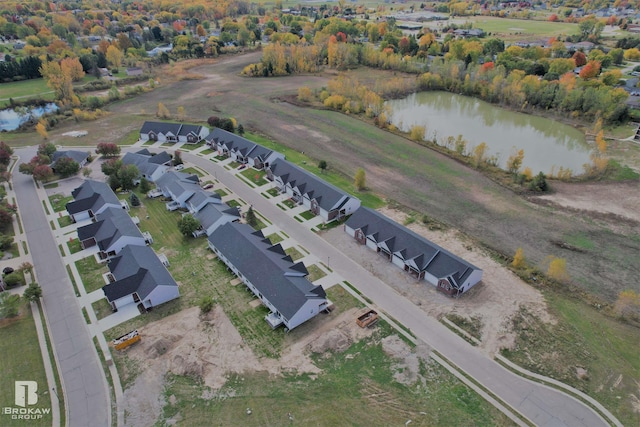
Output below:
[175,164,185,171]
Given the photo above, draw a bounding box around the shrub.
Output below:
[4,272,24,287]
[199,296,214,314]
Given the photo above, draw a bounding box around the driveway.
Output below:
[13,148,110,427]
[179,149,608,427]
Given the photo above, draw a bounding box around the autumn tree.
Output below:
[572,51,587,67]
[511,248,526,269]
[54,157,80,178]
[506,148,524,175]
[40,60,76,102]
[579,61,601,80]
[0,142,14,165]
[35,121,48,140]
[38,142,57,159]
[106,45,123,69]
[96,142,120,157]
[354,168,366,191]
[60,57,85,82]
[614,289,640,319]
[546,256,569,282]
[157,102,170,119]
[472,142,488,168]
[33,164,54,182]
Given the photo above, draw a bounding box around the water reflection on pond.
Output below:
[0,103,58,132]
[386,92,590,175]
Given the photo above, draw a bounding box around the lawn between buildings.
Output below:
[0,303,52,427]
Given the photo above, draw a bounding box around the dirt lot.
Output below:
[322,207,553,356]
[120,305,378,427]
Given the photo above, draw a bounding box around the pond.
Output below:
[0,103,58,132]
[386,92,591,175]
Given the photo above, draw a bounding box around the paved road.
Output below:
[184,151,608,427]
[14,148,110,427]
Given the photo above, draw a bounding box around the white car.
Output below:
[174,164,185,171]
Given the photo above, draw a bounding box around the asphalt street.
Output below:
[14,148,110,427]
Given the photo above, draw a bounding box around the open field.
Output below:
[0,303,52,427]
[503,292,640,425]
[9,52,637,302]
[456,16,579,39]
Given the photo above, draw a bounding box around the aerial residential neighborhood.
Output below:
[1,1,639,427]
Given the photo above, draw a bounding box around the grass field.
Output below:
[502,291,640,426]
[0,304,52,427]
[48,194,73,213]
[158,318,512,427]
[465,16,579,38]
[75,255,109,294]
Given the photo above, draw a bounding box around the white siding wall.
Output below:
[286,298,325,330]
[341,198,361,216]
[344,225,356,237]
[423,271,439,287]
[144,284,180,308]
[72,211,91,222]
[113,294,135,309]
[391,254,405,269]
[461,269,483,291]
[107,236,146,255]
[365,238,378,251]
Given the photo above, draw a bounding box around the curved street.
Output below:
[13,148,110,427]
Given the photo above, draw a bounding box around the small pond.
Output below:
[0,103,58,132]
[386,92,591,175]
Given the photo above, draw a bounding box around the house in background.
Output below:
[126,67,144,76]
[154,171,202,210]
[50,150,89,173]
[121,149,171,182]
[76,207,150,260]
[139,121,209,144]
[344,207,482,296]
[66,180,126,222]
[102,245,180,312]
[205,128,284,169]
[208,222,328,330]
[267,159,361,223]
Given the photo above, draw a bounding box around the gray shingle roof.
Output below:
[206,128,276,161]
[66,180,121,215]
[269,159,356,212]
[346,207,480,289]
[103,245,177,302]
[51,150,88,167]
[140,121,182,136]
[208,223,325,321]
[77,207,143,251]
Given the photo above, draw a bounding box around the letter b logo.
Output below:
[15,381,38,407]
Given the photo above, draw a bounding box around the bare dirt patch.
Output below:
[120,304,374,427]
[322,207,553,356]
[534,181,640,225]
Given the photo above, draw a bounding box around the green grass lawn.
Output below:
[180,167,202,177]
[468,16,579,38]
[57,215,73,228]
[266,187,279,197]
[306,264,327,282]
[266,232,284,244]
[179,142,205,151]
[200,148,214,155]
[282,198,296,209]
[284,246,304,261]
[48,194,73,213]
[0,78,51,99]
[67,238,82,254]
[226,199,240,208]
[214,188,228,197]
[300,210,316,220]
[75,256,109,294]
[92,298,113,321]
[243,132,385,208]
[502,291,640,426]
[0,303,52,427]
[239,168,268,186]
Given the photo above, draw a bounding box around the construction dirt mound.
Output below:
[122,305,376,427]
